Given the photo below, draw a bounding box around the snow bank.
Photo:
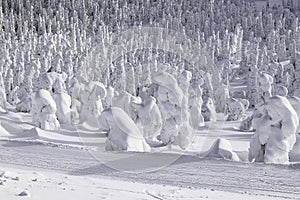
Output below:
[98,107,151,152]
[202,138,239,161]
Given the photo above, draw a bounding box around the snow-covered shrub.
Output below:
[202,97,217,122]
[225,98,247,121]
[201,72,218,121]
[31,89,60,130]
[153,75,182,144]
[0,73,7,109]
[53,92,72,125]
[69,77,85,124]
[290,58,300,97]
[151,71,193,149]
[188,81,205,129]
[131,89,162,140]
[178,70,192,123]
[52,77,72,125]
[98,107,151,152]
[112,90,139,121]
[157,118,179,145]
[87,82,106,116]
[176,70,195,149]
[214,83,230,113]
[102,86,115,109]
[246,49,259,108]
[4,69,14,104]
[37,72,67,93]
[249,96,298,164]
[240,115,253,131]
[257,72,273,106]
[78,81,107,125]
[232,90,246,99]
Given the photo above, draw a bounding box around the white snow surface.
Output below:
[249,96,299,164]
[0,110,299,199]
[0,165,292,200]
[202,138,240,161]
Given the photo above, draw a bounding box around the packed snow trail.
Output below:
[0,141,299,199]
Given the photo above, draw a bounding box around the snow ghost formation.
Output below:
[31,89,60,130]
[201,73,217,122]
[257,72,273,106]
[202,97,217,122]
[225,98,247,121]
[131,89,163,141]
[152,71,183,146]
[249,96,299,164]
[188,80,205,129]
[150,71,194,149]
[98,107,151,152]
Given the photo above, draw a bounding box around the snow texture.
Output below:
[30,89,60,130]
[203,138,240,161]
[249,96,299,164]
[98,107,151,152]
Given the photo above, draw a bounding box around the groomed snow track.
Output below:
[0,141,299,199]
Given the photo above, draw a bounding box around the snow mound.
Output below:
[98,107,151,152]
[18,191,30,197]
[202,138,239,161]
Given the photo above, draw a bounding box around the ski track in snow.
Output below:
[0,141,299,199]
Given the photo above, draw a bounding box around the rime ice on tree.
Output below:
[249,96,298,164]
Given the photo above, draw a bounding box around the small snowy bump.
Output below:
[18,191,30,197]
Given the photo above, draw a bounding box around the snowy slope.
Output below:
[0,108,299,199]
[0,140,299,199]
[1,166,291,200]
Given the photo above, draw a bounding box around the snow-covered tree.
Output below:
[249,96,298,164]
[98,107,151,152]
[31,89,60,130]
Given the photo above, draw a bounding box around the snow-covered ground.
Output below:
[2,165,292,200]
[0,109,299,199]
[2,0,300,199]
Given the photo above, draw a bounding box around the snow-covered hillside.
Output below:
[1,0,300,199]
